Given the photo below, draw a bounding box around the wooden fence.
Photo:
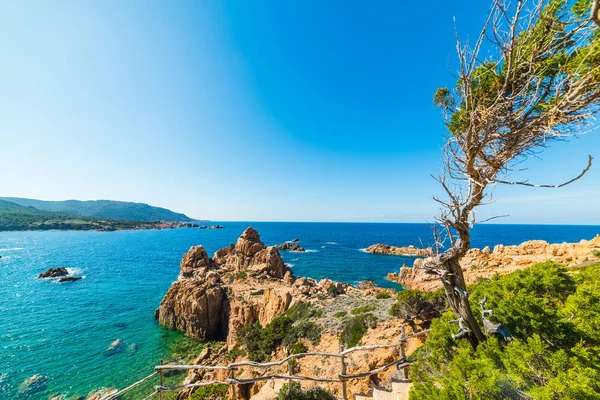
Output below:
[104,327,429,400]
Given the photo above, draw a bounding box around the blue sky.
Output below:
[1,1,598,224]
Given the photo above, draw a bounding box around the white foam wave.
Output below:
[66,268,83,275]
[285,263,295,268]
[358,248,368,253]
[303,249,318,253]
[321,246,326,248]
[325,242,337,245]
[0,247,23,252]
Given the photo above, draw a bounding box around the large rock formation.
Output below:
[390,235,600,291]
[365,244,432,257]
[38,267,69,278]
[155,227,346,343]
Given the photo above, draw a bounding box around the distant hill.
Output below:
[0,200,166,231]
[0,197,194,222]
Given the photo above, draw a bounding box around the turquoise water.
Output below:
[1,222,599,399]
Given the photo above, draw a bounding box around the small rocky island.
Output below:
[273,241,306,252]
[364,243,433,257]
[38,267,83,282]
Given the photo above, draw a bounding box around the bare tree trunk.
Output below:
[440,255,486,348]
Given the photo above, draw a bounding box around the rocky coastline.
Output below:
[152,229,600,399]
[387,235,600,291]
[154,227,427,399]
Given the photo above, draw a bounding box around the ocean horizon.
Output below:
[1,222,599,399]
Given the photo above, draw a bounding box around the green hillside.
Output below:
[0,200,161,231]
[0,197,193,222]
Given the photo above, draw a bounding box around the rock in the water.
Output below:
[38,267,69,279]
[58,276,83,283]
[105,339,125,356]
[86,388,118,400]
[274,242,306,252]
[291,238,299,242]
[18,374,48,394]
[128,343,138,354]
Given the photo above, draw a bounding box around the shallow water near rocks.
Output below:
[1,222,598,399]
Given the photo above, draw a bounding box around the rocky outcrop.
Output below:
[105,339,126,356]
[390,235,600,291]
[38,267,69,278]
[156,228,348,343]
[274,242,306,252]
[38,267,83,282]
[156,279,229,340]
[86,387,118,400]
[365,244,432,257]
[18,374,48,395]
[58,276,83,282]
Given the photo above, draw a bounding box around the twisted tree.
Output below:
[429,0,600,348]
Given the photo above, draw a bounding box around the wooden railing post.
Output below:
[398,326,408,380]
[159,359,164,400]
[339,343,348,400]
[286,347,293,391]
[228,367,238,400]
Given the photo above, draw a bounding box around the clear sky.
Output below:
[1,1,599,224]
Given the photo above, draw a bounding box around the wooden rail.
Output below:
[103,328,430,400]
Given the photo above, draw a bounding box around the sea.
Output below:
[1,222,599,399]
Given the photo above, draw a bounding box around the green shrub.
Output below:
[189,384,229,400]
[224,347,246,362]
[290,341,308,354]
[237,311,322,361]
[593,249,600,257]
[327,285,339,297]
[284,302,322,320]
[340,314,377,348]
[351,305,376,315]
[376,292,391,299]
[409,261,600,400]
[389,289,445,320]
[236,271,247,280]
[250,289,265,296]
[333,311,347,318]
[284,322,322,346]
[276,382,336,400]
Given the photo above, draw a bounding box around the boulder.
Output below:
[274,242,306,252]
[86,388,118,400]
[59,276,83,283]
[105,339,125,356]
[18,374,48,395]
[38,267,69,279]
[180,245,211,279]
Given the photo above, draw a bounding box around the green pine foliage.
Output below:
[275,382,336,400]
[237,302,322,362]
[409,262,600,399]
[389,289,446,320]
[189,384,229,400]
[340,314,377,348]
